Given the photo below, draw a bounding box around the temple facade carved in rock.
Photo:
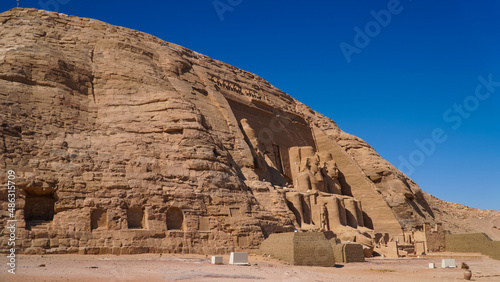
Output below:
[0,8,443,256]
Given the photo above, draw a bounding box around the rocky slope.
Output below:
[0,8,497,254]
[426,196,500,241]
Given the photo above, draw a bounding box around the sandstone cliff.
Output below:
[1,8,494,255]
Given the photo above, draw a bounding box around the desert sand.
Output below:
[2,253,500,282]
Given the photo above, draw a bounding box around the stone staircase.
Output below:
[27,220,52,231]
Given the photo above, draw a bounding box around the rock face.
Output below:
[0,8,440,255]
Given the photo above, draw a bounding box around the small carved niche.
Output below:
[198,217,210,231]
[127,207,145,229]
[166,207,184,230]
[91,209,107,231]
[229,207,241,217]
[237,236,249,248]
[25,193,55,230]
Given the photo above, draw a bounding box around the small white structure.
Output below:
[229,252,249,265]
[441,259,456,268]
[211,256,223,265]
[429,263,435,269]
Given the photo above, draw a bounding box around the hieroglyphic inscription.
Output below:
[208,73,268,102]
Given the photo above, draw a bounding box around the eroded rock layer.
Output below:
[1,8,438,254]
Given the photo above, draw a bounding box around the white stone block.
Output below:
[211,256,223,265]
[429,263,435,269]
[441,259,456,268]
[229,252,249,265]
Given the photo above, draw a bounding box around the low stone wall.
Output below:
[343,243,365,262]
[330,239,364,263]
[445,233,500,260]
[293,233,335,266]
[259,232,335,267]
[258,233,295,264]
[331,239,345,263]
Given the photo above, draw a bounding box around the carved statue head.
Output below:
[325,160,339,179]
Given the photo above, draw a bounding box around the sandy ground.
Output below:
[1,253,499,282]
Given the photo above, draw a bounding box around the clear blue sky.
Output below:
[2,1,499,210]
